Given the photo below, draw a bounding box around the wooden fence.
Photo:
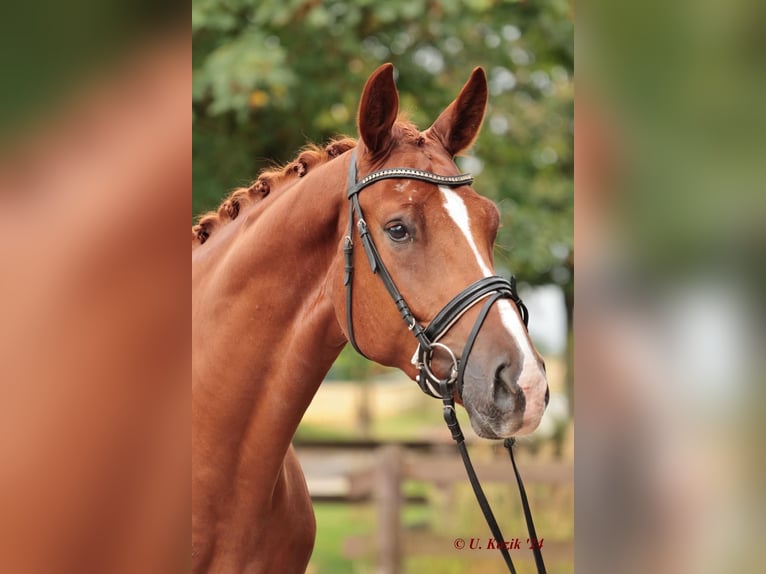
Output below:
[296,440,573,574]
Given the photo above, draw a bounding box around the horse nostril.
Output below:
[544,385,550,406]
[493,364,525,409]
[494,363,507,384]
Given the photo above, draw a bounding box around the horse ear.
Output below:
[427,67,488,156]
[358,63,399,154]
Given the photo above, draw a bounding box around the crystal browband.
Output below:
[348,167,473,197]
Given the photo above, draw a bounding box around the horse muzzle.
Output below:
[461,356,549,438]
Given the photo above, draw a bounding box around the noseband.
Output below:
[343,149,546,574]
[344,149,529,400]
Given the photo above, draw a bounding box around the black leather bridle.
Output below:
[344,149,546,574]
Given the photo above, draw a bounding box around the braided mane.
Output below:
[192,119,424,247]
[192,137,357,246]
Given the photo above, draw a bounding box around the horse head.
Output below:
[332,64,549,438]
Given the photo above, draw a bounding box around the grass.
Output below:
[308,502,448,574]
[308,503,374,574]
[308,479,574,574]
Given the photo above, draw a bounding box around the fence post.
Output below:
[376,445,403,574]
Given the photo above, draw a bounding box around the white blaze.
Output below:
[439,186,539,377]
[439,187,494,277]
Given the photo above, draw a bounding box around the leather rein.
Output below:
[343,149,546,574]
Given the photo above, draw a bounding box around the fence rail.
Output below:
[296,440,573,574]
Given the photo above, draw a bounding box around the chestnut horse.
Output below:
[192,64,548,573]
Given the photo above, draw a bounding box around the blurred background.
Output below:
[0,3,189,573]
[577,1,766,573]
[10,0,761,573]
[193,1,573,573]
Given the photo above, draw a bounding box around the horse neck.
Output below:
[192,156,349,478]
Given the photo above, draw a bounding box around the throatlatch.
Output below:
[343,149,546,574]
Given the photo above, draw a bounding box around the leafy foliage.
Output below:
[193,0,571,284]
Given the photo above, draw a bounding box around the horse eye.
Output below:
[385,223,409,242]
